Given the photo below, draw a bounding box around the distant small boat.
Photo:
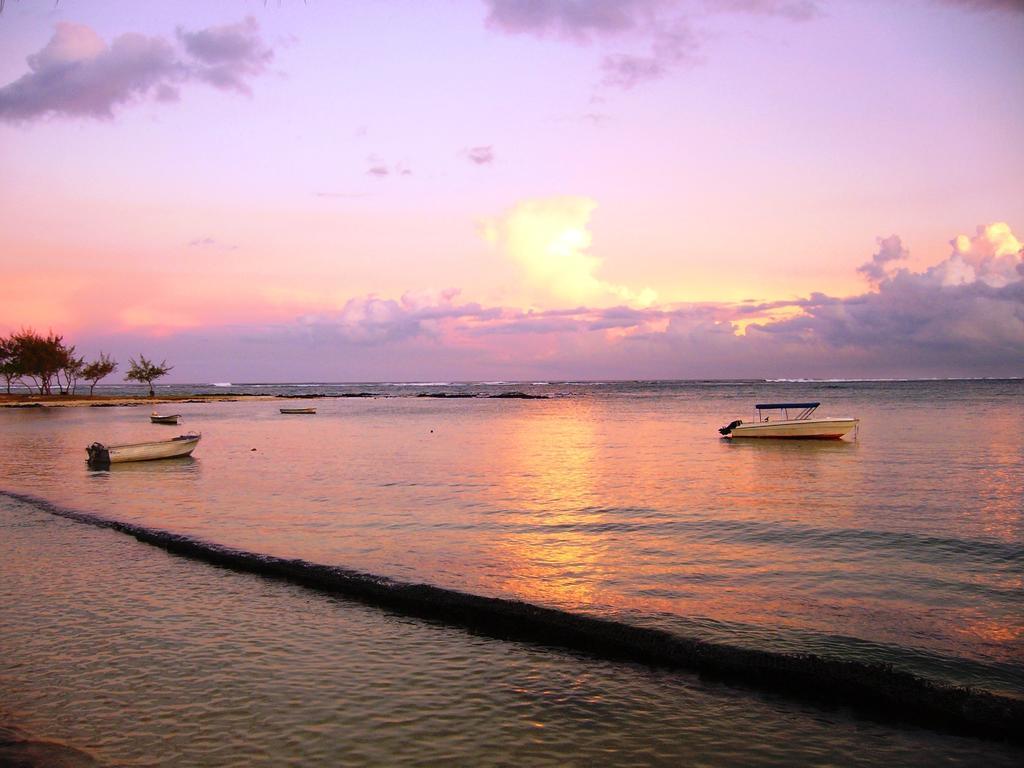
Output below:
[280,407,316,415]
[150,412,181,424]
[86,432,202,465]
[719,402,858,440]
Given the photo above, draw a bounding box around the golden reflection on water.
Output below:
[973,411,1024,543]
[485,400,610,609]
[959,616,1023,647]
[472,400,840,623]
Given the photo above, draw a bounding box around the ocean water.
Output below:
[1,379,1022,764]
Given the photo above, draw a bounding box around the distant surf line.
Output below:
[2,488,1021,746]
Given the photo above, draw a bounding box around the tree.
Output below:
[81,352,118,397]
[0,335,17,394]
[5,329,69,395]
[56,344,84,395]
[125,354,172,397]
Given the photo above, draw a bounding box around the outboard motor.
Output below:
[86,442,110,466]
[718,419,743,436]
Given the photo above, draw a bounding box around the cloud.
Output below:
[742,222,1024,371]
[310,220,1023,377]
[188,236,238,251]
[297,289,498,344]
[601,23,699,88]
[710,0,819,21]
[0,23,182,120]
[366,156,412,178]
[481,196,657,308]
[857,234,908,286]
[465,145,496,165]
[16,216,1021,379]
[176,17,273,95]
[483,0,646,39]
[482,0,822,87]
[484,0,702,87]
[0,17,272,122]
[750,278,1024,372]
[938,0,1024,12]
[926,222,1022,288]
[483,0,821,37]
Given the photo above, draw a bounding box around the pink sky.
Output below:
[1,0,1022,380]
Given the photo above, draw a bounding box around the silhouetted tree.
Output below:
[0,335,17,394]
[81,352,118,397]
[6,329,69,395]
[55,344,84,395]
[125,354,172,397]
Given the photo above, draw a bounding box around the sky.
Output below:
[0,0,1022,381]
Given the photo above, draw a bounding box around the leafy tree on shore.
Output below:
[4,329,70,395]
[81,352,118,397]
[0,335,16,394]
[125,354,172,397]
[56,344,85,395]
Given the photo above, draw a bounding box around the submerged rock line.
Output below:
[3,488,1022,746]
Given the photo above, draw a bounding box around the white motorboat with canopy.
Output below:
[719,402,858,440]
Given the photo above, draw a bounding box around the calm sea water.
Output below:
[1,379,1022,764]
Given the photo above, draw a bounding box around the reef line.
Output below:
[3,488,1021,746]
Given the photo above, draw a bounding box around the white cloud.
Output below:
[482,196,656,308]
[926,222,1023,288]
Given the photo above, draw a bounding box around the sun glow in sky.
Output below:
[0,0,1022,380]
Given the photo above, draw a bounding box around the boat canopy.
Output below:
[753,402,820,422]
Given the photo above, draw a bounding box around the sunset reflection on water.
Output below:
[486,400,610,609]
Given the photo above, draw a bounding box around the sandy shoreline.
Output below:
[0,393,280,408]
[0,390,543,407]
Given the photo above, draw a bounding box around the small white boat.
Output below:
[719,402,858,440]
[280,407,316,414]
[86,432,202,465]
[150,412,181,424]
